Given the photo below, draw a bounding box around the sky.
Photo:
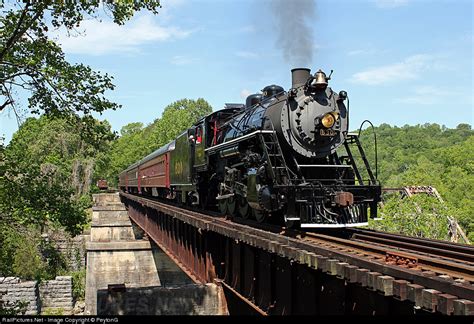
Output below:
[1,0,473,144]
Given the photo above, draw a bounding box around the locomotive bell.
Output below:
[313,69,328,89]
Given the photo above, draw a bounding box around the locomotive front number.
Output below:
[320,129,336,137]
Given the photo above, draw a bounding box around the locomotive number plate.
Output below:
[174,161,184,175]
[320,129,336,137]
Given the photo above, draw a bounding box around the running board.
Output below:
[216,193,235,200]
[301,222,369,228]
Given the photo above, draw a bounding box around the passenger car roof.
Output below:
[121,140,176,173]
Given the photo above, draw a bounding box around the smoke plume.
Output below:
[269,0,316,67]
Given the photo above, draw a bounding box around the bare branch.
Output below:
[1,83,21,127]
[4,80,34,91]
[11,104,22,128]
[0,71,30,83]
[0,99,13,112]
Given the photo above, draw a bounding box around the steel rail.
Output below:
[119,192,474,301]
[347,228,474,263]
[302,232,474,282]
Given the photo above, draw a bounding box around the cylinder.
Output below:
[291,68,311,88]
[219,146,240,159]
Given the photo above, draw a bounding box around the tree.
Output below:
[0,0,160,120]
[1,1,164,280]
[0,159,88,235]
[4,115,115,195]
[370,195,450,240]
[1,115,115,235]
[120,122,144,137]
[358,124,474,242]
[148,98,213,149]
[102,98,213,185]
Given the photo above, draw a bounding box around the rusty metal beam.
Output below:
[120,193,473,315]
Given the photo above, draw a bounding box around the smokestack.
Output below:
[291,68,311,88]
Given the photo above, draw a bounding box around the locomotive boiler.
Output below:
[119,68,381,228]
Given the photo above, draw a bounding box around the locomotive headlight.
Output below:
[321,113,336,128]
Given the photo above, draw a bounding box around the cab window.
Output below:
[196,126,202,144]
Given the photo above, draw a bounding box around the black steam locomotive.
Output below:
[119,68,381,228]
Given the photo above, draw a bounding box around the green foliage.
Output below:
[101,98,213,185]
[71,269,86,301]
[0,98,211,279]
[5,115,115,175]
[120,122,144,136]
[0,163,88,235]
[12,235,46,280]
[39,239,69,279]
[42,308,64,316]
[358,123,473,185]
[358,123,474,241]
[1,1,163,280]
[0,300,28,316]
[1,1,160,119]
[0,222,21,276]
[1,115,115,235]
[8,230,69,281]
[370,195,450,240]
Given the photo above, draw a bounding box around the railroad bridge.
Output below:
[87,192,474,316]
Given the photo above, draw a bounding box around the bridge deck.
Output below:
[120,192,474,315]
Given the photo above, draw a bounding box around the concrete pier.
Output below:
[85,193,227,315]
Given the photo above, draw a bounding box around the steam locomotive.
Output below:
[119,68,381,228]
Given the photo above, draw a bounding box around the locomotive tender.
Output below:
[119,68,381,228]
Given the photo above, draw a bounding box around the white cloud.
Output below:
[238,25,256,33]
[236,51,259,59]
[397,86,467,105]
[351,54,432,85]
[170,55,197,65]
[372,0,410,9]
[347,46,385,56]
[51,13,192,55]
[240,89,252,99]
[158,0,187,22]
[348,49,370,56]
[160,0,186,10]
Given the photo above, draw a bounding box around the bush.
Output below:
[3,226,70,281]
[39,238,69,279]
[71,269,86,301]
[0,300,28,315]
[42,307,64,316]
[0,222,21,276]
[369,195,450,240]
[12,236,46,280]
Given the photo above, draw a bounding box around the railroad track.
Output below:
[300,231,474,282]
[120,192,474,302]
[347,228,474,263]
[235,216,474,284]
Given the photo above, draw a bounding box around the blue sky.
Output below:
[1,0,473,144]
